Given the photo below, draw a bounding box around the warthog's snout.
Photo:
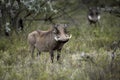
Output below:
[54,34,72,42]
[88,15,101,22]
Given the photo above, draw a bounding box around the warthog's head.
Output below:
[88,7,101,23]
[53,24,72,42]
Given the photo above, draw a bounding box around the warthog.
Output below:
[87,7,101,25]
[28,24,72,63]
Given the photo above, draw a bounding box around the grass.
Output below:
[0,12,120,80]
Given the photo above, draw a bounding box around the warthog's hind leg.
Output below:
[29,45,35,58]
[37,51,41,56]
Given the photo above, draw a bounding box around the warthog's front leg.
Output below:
[49,50,54,63]
[57,49,61,61]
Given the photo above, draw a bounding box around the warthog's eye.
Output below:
[90,13,93,16]
[64,28,70,34]
[64,29,68,33]
[96,12,99,15]
[53,28,59,34]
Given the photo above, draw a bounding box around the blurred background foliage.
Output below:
[0,0,120,33]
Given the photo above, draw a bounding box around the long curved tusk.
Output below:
[97,15,101,20]
[54,36,58,41]
[69,34,72,38]
[88,15,93,20]
[67,34,72,39]
[54,36,61,41]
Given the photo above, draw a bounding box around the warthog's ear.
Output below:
[53,24,59,34]
[89,7,92,11]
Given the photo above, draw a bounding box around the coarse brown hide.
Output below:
[28,24,72,63]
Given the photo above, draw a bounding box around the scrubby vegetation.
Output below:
[0,11,120,80]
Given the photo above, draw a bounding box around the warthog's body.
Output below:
[28,24,71,63]
[87,7,101,25]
